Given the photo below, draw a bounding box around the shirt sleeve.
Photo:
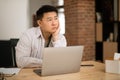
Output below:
[50,34,67,47]
[15,32,42,68]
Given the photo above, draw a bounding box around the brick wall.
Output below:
[64,0,95,60]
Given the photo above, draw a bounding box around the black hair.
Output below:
[36,5,58,20]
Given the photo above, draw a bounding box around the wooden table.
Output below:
[6,61,120,80]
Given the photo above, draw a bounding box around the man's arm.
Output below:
[50,25,67,47]
[15,32,42,68]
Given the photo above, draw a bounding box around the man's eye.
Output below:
[47,19,52,21]
[55,17,58,20]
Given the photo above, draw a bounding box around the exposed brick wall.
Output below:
[64,0,95,60]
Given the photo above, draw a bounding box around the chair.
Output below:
[0,39,19,67]
[0,40,13,67]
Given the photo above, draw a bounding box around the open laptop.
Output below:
[40,46,84,76]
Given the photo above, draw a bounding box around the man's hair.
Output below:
[36,5,58,20]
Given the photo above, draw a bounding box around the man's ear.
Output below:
[37,20,42,26]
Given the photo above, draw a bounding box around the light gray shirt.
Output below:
[15,27,67,68]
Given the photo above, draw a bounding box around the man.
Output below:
[15,5,67,68]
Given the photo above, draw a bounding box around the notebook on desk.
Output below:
[0,68,21,75]
[41,46,84,76]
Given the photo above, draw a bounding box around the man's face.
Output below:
[38,12,59,33]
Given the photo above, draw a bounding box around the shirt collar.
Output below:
[36,26,43,38]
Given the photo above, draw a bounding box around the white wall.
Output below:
[0,0,30,40]
[0,0,52,40]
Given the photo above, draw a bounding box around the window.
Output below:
[57,0,65,34]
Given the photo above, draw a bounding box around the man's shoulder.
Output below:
[23,27,39,35]
[21,27,40,37]
[26,27,39,32]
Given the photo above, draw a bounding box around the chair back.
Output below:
[0,39,19,67]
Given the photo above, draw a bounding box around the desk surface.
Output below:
[6,61,120,80]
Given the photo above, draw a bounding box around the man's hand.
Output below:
[52,26,60,41]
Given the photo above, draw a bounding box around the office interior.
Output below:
[0,0,120,67]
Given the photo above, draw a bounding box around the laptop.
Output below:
[41,46,84,76]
